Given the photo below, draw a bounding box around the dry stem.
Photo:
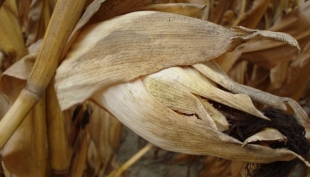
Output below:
[0,0,87,149]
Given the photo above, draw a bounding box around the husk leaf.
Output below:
[55,11,299,110]
[193,61,310,125]
[144,66,268,121]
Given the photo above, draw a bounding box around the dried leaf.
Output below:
[194,61,285,108]
[46,81,71,174]
[269,61,289,90]
[69,130,89,177]
[209,0,234,25]
[214,50,242,72]
[87,0,153,24]
[18,0,54,46]
[65,0,107,57]
[242,1,310,68]
[0,0,88,151]
[242,128,287,147]
[140,3,208,18]
[0,73,47,176]
[86,102,123,176]
[239,0,271,28]
[1,54,35,103]
[0,93,9,119]
[244,63,269,89]
[200,156,232,177]
[268,42,310,101]
[0,0,27,73]
[198,96,229,131]
[233,26,300,51]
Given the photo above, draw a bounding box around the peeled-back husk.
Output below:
[91,79,309,165]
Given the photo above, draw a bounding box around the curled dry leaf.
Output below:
[233,26,300,51]
[193,61,310,125]
[242,128,287,147]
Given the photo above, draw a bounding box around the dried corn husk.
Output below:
[51,10,310,166]
[143,66,268,122]
[55,11,299,110]
[91,79,308,164]
[193,61,310,125]
[1,6,308,175]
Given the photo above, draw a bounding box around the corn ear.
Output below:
[91,79,309,165]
